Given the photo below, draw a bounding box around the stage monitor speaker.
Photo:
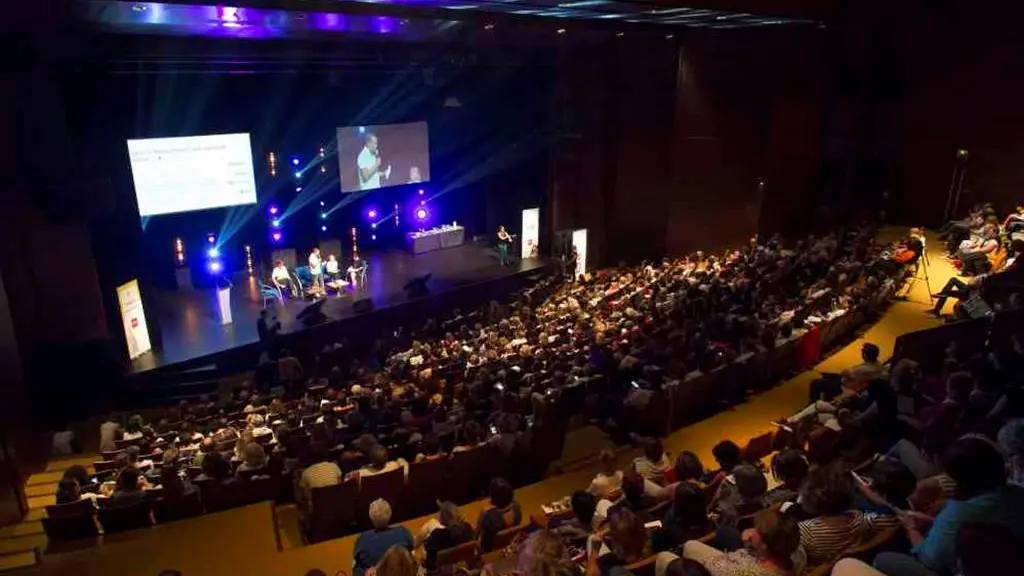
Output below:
[353,298,374,314]
[271,248,298,270]
[319,239,342,262]
[296,298,328,327]
[403,273,433,299]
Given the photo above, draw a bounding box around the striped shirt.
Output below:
[633,455,671,485]
[301,462,343,489]
[798,511,899,564]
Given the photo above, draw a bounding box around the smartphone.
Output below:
[489,425,498,435]
[631,381,640,390]
[643,520,663,530]
[495,383,504,391]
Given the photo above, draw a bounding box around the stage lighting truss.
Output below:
[394,203,400,226]
[244,245,253,275]
[174,237,185,266]
[268,152,278,177]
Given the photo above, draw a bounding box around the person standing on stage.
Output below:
[357,133,391,191]
[271,260,293,298]
[497,225,514,267]
[309,247,324,295]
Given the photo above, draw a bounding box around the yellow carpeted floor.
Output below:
[4,230,957,575]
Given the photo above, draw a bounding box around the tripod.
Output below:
[900,250,933,305]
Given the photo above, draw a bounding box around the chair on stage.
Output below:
[259,281,283,308]
[293,266,314,298]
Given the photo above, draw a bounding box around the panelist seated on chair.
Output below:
[271,260,294,297]
[325,254,341,281]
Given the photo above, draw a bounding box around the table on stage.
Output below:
[407,225,466,254]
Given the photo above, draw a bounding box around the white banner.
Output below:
[521,207,540,259]
[572,228,588,279]
[116,279,152,360]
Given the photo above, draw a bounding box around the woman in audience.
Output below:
[874,436,1024,576]
[634,438,672,485]
[122,414,145,441]
[234,430,256,462]
[798,465,898,566]
[236,442,268,475]
[159,463,196,499]
[247,413,274,438]
[765,450,809,506]
[420,501,475,571]
[589,450,624,498]
[197,451,233,484]
[710,464,768,527]
[666,451,706,486]
[593,508,651,576]
[549,491,597,545]
[371,544,418,576]
[352,444,406,481]
[103,467,148,508]
[477,477,522,552]
[655,482,714,551]
[603,470,660,522]
[510,530,577,576]
[678,509,803,576]
[704,441,742,487]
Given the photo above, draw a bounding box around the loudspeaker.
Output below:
[296,298,328,327]
[403,273,433,299]
[353,298,374,314]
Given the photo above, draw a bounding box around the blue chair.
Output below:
[259,281,282,308]
[294,266,314,297]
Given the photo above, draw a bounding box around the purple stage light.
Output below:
[367,209,378,219]
[268,205,279,215]
[208,261,223,273]
[207,234,216,244]
[271,232,282,242]
[415,207,428,220]
[418,189,425,195]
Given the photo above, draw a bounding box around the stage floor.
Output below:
[130,243,548,375]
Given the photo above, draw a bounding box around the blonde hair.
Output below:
[374,545,417,576]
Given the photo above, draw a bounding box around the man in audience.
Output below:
[808,343,884,402]
[874,436,1024,576]
[353,498,414,576]
[299,442,343,500]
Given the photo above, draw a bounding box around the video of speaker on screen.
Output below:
[336,122,430,193]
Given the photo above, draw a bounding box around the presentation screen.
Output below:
[127,133,258,217]
[337,122,430,193]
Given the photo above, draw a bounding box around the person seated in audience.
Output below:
[477,477,522,552]
[998,418,1024,487]
[122,445,154,472]
[353,498,414,576]
[655,482,715,552]
[55,465,102,504]
[953,521,1024,576]
[236,442,268,476]
[234,430,256,462]
[350,444,407,483]
[103,467,149,508]
[247,413,274,438]
[710,464,769,527]
[413,433,446,463]
[956,223,1000,276]
[549,490,598,545]
[503,530,577,576]
[592,509,651,576]
[765,450,809,507]
[673,509,803,576]
[371,544,418,576]
[703,441,743,490]
[807,343,884,402]
[798,464,898,566]
[419,501,475,571]
[874,436,1024,576]
[633,438,672,485]
[601,470,661,523]
[850,460,916,518]
[453,421,486,453]
[300,442,343,497]
[660,558,713,576]
[196,451,232,484]
[589,450,624,498]
[159,462,196,499]
[122,414,146,441]
[665,451,706,486]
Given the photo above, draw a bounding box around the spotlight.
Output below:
[320,164,327,174]
[415,207,428,220]
[318,145,326,158]
[319,201,325,207]
[557,28,566,34]
[271,219,281,228]
[320,213,327,220]
[371,223,377,229]
[368,209,378,219]
[291,156,300,166]
[418,189,425,195]
[208,261,223,273]
[294,171,302,179]
[268,205,279,215]
[207,234,216,244]
[321,225,327,232]
[358,126,366,134]
[372,234,377,240]
[420,200,425,206]
[207,247,220,258]
[296,186,302,192]
[271,232,282,242]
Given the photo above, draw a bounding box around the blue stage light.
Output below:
[207,247,219,258]
[371,222,377,229]
[319,200,325,207]
[321,225,327,232]
[296,186,302,192]
[418,189,425,195]
[291,157,300,166]
[415,207,428,221]
[208,261,223,273]
[371,234,377,240]
[271,219,281,228]
[358,126,366,134]
[320,213,327,220]
[294,171,302,179]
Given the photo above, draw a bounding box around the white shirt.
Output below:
[272,265,290,282]
[309,253,322,275]
[325,260,339,274]
[357,147,380,190]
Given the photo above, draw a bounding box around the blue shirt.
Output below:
[913,485,1024,573]
[352,526,414,576]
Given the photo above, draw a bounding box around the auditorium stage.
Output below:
[129,243,552,376]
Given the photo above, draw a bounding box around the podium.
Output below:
[216,284,232,325]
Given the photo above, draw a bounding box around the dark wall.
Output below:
[550,26,828,266]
